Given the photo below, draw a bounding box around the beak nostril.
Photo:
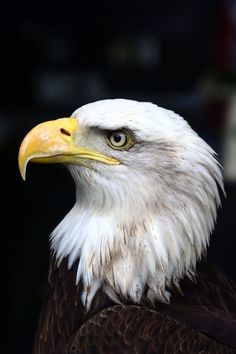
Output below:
[60,128,71,137]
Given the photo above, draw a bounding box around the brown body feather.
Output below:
[33,257,236,354]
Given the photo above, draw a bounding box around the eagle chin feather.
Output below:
[49,99,224,310]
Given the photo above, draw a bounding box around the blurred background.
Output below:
[1,0,236,353]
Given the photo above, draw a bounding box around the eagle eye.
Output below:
[107,130,132,149]
[107,130,132,150]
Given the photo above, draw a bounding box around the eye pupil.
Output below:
[113,133,122,143]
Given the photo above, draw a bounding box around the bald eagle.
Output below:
[19,99,236,354]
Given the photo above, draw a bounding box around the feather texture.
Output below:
[33,257,236,353]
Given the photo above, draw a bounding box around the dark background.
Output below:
[1,1,236,353]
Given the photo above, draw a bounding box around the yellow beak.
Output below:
[18,117,119,180]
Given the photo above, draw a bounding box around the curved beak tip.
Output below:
[20,169,26,181]
[18,155,27,181]
[17,117,76,181]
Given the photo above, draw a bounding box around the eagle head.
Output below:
[18,99,224,309]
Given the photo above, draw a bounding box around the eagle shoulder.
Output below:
[70,305,235,354]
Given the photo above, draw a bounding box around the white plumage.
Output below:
[50,99,224,309]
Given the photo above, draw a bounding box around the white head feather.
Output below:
[50,99,224,309]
